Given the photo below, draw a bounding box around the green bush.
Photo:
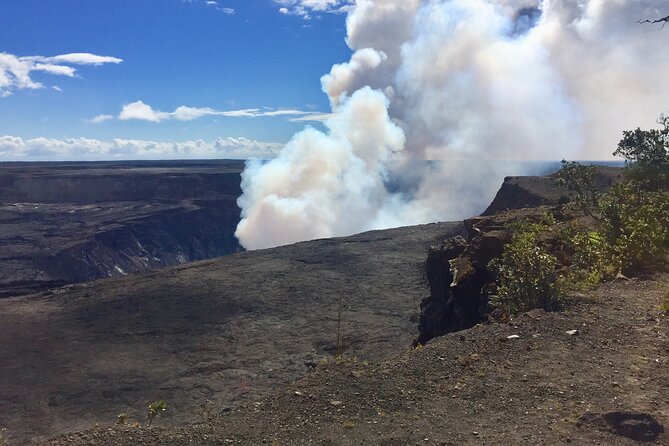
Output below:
[490,223,567,315]
[561,227,618,288]
[147,400,166,427]
[598,184,669,273]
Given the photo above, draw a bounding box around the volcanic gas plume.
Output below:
[236,0,669,250]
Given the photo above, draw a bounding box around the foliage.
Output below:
[558,226,618,288]
[598,184,669,273]
[555,113,669,274]
[614,114,669,191]
[492,114,669,315]
[147,400,167,427]
[554,160,600,217]
[116,413,128,426]
[490,222,567,315]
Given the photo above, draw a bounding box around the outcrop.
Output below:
[417,207,553,344]
[418,165,624,345]
[482,165,623,215]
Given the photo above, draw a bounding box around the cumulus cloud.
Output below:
[89,114,115,124]
[115,100,328,123]
[0,52,122,97]
[236,0,669,250]
[274,0,353,18]
[0,135,281,161]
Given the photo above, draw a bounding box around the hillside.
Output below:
[0,161,245,298]
[0,221,463,444]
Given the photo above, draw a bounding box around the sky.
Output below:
[0,0,353,160]
[3,0,669,247]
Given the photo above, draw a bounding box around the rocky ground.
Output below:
[0,161,244,297]
[0,221,462,445]
[49,275,669,446]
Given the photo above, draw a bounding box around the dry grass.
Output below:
[660,290,669,316]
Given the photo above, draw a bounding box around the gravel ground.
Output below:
[0,222,462,445]
[49,275,668,446]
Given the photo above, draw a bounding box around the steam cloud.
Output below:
[236,0,669,250]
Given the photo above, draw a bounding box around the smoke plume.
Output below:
[236,0,669,250]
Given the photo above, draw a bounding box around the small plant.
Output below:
[0,428,8,446]
[336,294,344,357]
[661,291,669,316]
[490,221,567,315]
[147,400,167,427]
[116,413,128,426]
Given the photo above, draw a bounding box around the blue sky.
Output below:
[0,0,352,159]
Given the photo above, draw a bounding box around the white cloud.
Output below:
[0,135,281,160]
[89,114,115,124]
[46,53,123,66]
[114,101,327,123]
[0,52,122,97]
[274,0,352,18]
[289,112,332,122]
[189,0,235,13]
[118,101,170,122]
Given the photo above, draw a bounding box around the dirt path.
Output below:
[49,275,668,445]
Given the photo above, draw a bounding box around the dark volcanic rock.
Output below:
[418,166,624,345]
[0,221,463,444]
[579,411,665,442]
[0,161,245,297]
[417,207,566,345]
[482,166,623,216]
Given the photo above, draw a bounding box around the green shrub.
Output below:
[490,224,567,315]
[598,184,669,273]
[116,413,128,426]
[560,226,619,287]
[147,400,166,427]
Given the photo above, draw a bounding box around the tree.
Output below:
[554,160,600,218]
[555,113,669,273]
[614,114,669,191]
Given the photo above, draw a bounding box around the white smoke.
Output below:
[235,87,404,249]
[236,0,669,249]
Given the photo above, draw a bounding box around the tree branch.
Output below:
[638,15,669,29]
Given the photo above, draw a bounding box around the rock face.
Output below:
[418,166,624,345]
[417,206,579,345]
[482,166,623,216]
[0,161,245,297]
